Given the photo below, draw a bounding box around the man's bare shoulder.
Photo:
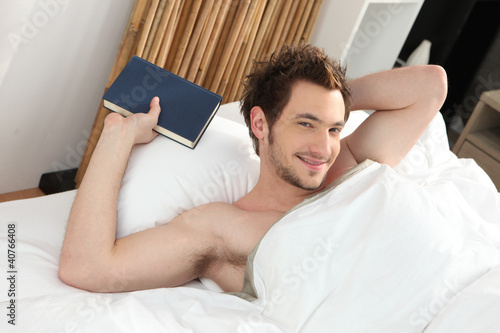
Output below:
[179,201,282,242]
[172,201,282,291]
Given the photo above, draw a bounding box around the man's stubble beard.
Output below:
[267,129,330,191]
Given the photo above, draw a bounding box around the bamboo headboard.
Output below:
[75,0,323,187]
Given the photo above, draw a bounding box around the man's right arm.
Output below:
[58,98,220,292]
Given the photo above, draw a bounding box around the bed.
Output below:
[1,101,499,332]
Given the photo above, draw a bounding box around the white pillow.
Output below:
[116,102,260,238]
[116,103,372,238]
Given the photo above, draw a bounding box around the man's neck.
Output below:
[234,169,319,214]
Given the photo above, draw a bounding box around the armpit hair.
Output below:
[192,245,247,278]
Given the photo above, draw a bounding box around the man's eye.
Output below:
[299,122,311,127]
[329,128,342,133]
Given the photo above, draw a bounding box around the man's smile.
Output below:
[296,155,329,171]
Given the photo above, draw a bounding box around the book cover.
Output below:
[103,56,222,149]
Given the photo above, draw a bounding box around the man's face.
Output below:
[266,80,345,191]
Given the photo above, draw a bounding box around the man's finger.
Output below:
[149,96,161,119]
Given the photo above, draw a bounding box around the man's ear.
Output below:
[250,106,268,140]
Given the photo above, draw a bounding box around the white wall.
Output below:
[311,0,366,62]
[0,0,134,193]
[311,0,424,79]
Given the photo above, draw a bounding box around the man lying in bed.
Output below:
[59,43,447,293]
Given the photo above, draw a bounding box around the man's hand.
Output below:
[104,96,161,145]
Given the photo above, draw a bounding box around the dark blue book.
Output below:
[103,56,222,149]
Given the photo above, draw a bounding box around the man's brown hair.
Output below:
[240,43,351,155]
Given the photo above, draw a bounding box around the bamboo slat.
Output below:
[164,0,194,71]
[254,0,277,61]
[218,0,258,100]
[136,0,160,57]
[194,0,232,85]
[147,0,177,63]
[226,42,246,102]
[143,0,168,60]
[240,0,273,82]
[260,0,282,57]
[168,0,202,74]
[293,0,315,44]
[178,0,214,78]
[203,0,240,89]
[265,0,291,55]
[157,0,184,67]
[302,0,323,42]
[277,0,299,46]
[285,0,307,45]
[229,0,267,102]
[187,0,223,82]
[209,0,251,93]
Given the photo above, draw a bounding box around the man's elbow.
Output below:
[424,65,448,111]
[58,258,92,291]
[58,257,111,292]
[58,261,80,289]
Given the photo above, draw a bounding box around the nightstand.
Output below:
[453,89,500,191]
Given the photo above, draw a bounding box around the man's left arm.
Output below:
[341,65,448,167]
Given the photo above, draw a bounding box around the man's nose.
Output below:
[308,130,331,158]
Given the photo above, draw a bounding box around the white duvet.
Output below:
[241,160,500,332]
[1,109,500,332]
